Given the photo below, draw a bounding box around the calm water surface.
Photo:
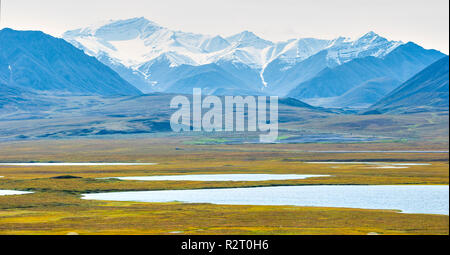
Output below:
[82,185,449,215]
[105,174,330,182]
[0,163,157,166]
[0,190,33,196]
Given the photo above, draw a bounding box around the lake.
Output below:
[305,162,431,165]
[0,163,157,166]
[104,174,330,182]
[0,190,34,196]
[82,185,449,215]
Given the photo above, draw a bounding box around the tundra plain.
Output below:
[0,138,448,235]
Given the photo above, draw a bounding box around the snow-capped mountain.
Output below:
[63,17,404,95]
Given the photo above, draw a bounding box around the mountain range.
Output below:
[0,17,448,114]
[0,22,448,142]
[63,17,411,97]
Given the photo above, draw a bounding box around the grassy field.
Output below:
[0,138,448,235]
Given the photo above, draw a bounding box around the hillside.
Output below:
[368,56,449,114]
[0,28,142,96]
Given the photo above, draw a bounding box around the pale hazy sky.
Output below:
[1,0,449,53]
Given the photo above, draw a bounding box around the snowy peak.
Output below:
[354,31,391,48]
[65,17,161,40]
[272,38,333,64]
[359,31,379,39]
[325,31,403,65]
[64,18,209,67]
[226,31,273,49]
[200,36,230,52]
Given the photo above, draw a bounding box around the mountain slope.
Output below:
[368,56,449,113]
[288,43,446,100]
[288,56,392,98]
[263,50,333,96]
[312,78,401,109]
[0,83,26,110]
[165,63,261,95]
[382,42,447,81]
[0,28,142,96]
